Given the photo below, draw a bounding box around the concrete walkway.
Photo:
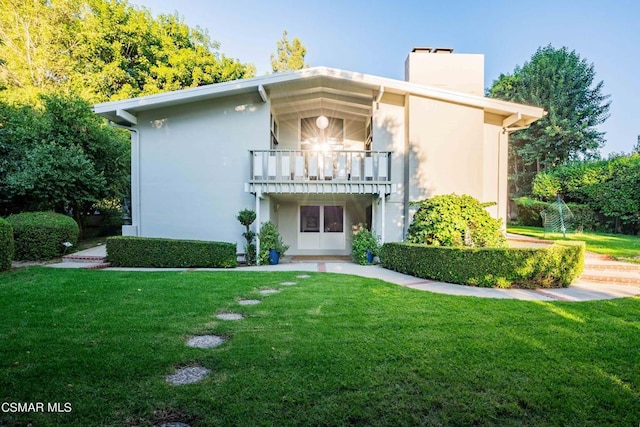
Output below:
[45,244,640,302]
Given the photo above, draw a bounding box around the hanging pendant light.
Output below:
[316,115,329,130]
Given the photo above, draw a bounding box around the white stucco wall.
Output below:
[135,94,269,250]
[482,122,509,224]
[404,51,484,96]
[372,99,406,243]
[407,96,485,202]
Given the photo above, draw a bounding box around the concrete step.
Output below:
[584,260,640,272]
[83,262,110,270]
[62,254,107,263]
[580,269,640,285]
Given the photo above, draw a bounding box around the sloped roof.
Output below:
[93,66,544,127]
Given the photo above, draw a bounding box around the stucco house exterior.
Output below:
[94,47,544,259]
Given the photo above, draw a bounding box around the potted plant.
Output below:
[352,224,380,265]
[257,221,289,265]
[237,209,256,265]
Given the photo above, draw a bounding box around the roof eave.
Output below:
[93,66,545,124]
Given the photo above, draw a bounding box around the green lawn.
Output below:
[508,225,640,261]
[1,268,639,426]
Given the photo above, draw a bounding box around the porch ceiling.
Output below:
[268,77,374,122]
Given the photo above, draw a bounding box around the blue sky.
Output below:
[131,0,639,155]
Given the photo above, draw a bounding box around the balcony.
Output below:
[246,150,393,195]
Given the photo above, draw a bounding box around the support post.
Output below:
[380,192,386,244]
[255,190,262,265]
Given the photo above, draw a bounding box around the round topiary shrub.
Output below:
[0,217,14,271]
[407,194,506,247]
[6,211,79,260]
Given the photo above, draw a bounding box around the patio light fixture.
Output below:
[316,115,329,129]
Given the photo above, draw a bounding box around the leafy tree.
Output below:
[0,0,255,103]
[633,135,640,154]
[534,154,640,234]
[488,45,610,196]
[270,30,308,73]
[0,94,130,233]
[531,172,561,201]
[0,0,81,102]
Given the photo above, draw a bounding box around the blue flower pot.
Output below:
[365,249,374,264]
[269,249,280,265]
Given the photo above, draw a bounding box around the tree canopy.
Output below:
[0,0,256,231]
[0,0,255,103]
[0,94,130,224]
[270,30,308,73]
[488,45,610,196]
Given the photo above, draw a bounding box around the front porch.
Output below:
[250,193,388,258]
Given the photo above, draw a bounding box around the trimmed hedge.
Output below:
[7,211,79,260]
[0,218,14,271]
[106,236,237,268]
[380,241,585,289]
[513,197,547,226]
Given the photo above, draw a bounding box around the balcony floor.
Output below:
[245,180,392,195]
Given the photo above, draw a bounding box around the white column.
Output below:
[380,192,386,244]
[123,128,140,236]
[255,190,261,265]
[371,195,376,232]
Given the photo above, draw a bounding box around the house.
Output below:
[93,47,544,259]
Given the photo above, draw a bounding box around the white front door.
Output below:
[298,204,345,250]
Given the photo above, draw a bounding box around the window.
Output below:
[324,206,344,232]
[270,114,279,147]
[300,206,320,232]
[301,117,344,144]
[299,205,344,233]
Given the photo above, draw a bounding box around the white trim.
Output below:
[94,66,544,124]
[116,109,137,125]
[258,85,268,103]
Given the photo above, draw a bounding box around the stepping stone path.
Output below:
[165,366,210,385]
[163,279,300,404]
[186,335,225,348]
[216,313,244,320]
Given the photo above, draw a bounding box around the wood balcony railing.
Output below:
[249,150,392,183]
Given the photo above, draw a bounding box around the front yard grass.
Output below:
[509,225,640,261]
[1,268,639,426]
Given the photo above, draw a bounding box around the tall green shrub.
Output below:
[7,211,79,260]
[257,221,289,265]
[0,218,14,271]
[352,225,380,265]
[407,194,505,247]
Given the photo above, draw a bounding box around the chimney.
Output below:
[404,47,484,96]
